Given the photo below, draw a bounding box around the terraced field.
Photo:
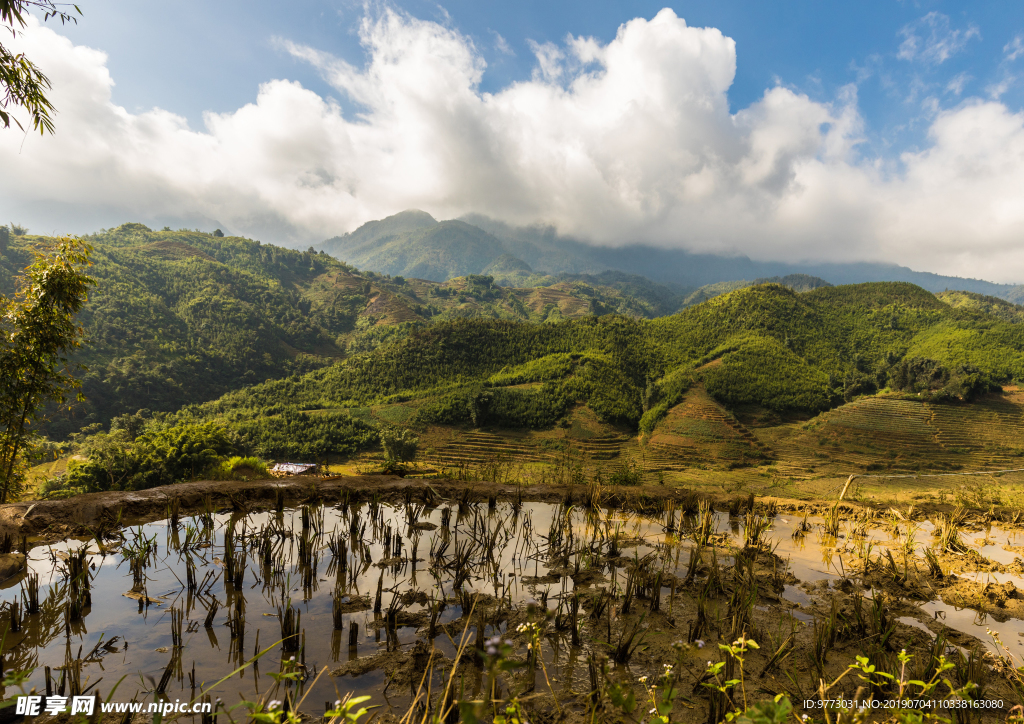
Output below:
[303,383,1024,501]
[419,428,556,466]
[762,398,946,476]
[515,284,592,316]
[359,291,424,324]
[647,387,769,471]
[416,405,638,470]
[753,391,1024,481]
[375,388,1024,499]
[928,389,1024,468]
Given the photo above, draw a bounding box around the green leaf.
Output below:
[733,696,793,724]
[607,685,637,714]
[459,702,484,724]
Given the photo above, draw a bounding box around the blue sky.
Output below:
[3,1,1024,281]
[59,1,1023,157]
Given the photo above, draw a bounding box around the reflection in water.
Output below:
[0,495,1020,714]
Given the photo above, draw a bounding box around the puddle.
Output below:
[0,495,1021,717]
[918,600,1021,656]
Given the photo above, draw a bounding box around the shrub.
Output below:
[64,420,234,492]
[888,357,999,401]
[380,427,418,463]
[208,455,269,480]
[607,456,643,486]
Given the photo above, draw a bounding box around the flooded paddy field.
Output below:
[3,482,1024,722]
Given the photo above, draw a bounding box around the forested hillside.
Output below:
[24,242,1024,496]
[1,224,699,437]
[0,223,367,437]
[11,221,1024,496]
[165,281,1024,459]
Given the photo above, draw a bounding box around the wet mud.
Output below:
[1,478,1023,722]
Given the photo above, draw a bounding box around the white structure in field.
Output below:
[271,462,317,475]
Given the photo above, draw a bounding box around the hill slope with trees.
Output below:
[29,256,1024,496]
[1,223,709,437]
[159,281,1024,460]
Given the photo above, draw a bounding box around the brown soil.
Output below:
[3,474,1018,548]
[332,641,447,687]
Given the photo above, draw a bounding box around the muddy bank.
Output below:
[0,476,740,544]
[2,474,1010,549]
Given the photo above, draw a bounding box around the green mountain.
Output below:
[466,213,1024,297]
[321,215,506,281]
[4,224,714,439]
[937,290,1024,323]
[0,223,378,437]
[678,274,832,307]
[319,210,1024,299]
[338,208,438,244]
[13,216,1024,483]
[482,253,533,282]
[168,280,1024,458]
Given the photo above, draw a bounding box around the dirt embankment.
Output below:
[0,474,1000,549]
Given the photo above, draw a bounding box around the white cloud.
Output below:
[1005,34,1024,62]
[945,71,970,95]
[490,30,514,56]
[526,40,564,82]
[982,34,1024,101]
[987,74,1017,100]
[898,12,980,65]
[2,9,1024,281]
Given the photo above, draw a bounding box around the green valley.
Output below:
[9,222,1024,501]
[1,223,708,439]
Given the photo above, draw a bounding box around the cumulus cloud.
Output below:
[2,8,1024,281]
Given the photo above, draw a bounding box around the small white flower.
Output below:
[695,639,706,649]
[268,700,282,711]
[639,676,648,683]
[650,708,657,714]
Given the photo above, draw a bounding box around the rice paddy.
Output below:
[3,486,1024,721]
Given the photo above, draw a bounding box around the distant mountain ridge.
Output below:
[319,210,1024,300]
[322,214,506,282]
